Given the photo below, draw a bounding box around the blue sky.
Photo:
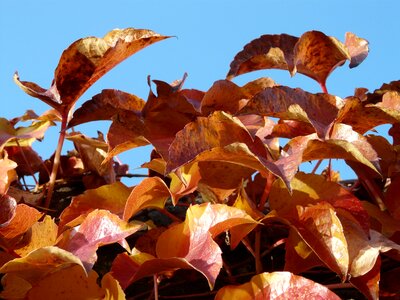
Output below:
[1,0,399,184]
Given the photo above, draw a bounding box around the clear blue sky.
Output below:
[1,0,399,183]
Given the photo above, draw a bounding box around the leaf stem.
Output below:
[44,112,68,208]
[153,274,159,300]
[255,229,262,274]
[311,159,323,174]
[257,172,274,211]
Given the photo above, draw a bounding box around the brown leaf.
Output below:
[345,32,369,68]
[15,28,170,113]
[167,111,258,173]
[123,177,172,221]
[240,86,343,139]
[4,145,43,177]
[293,31,350,87]
[68,89,145,128]
[227,34,299,79]
[215,271,341,300]
[200,80,248,115]
[0,195,17,228]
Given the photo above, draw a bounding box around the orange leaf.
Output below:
[14,28,170,112]
[14,216,58,257]
[294,202,349,279]
[59,182,132,230]
[0,273,32,299]
[58,209,144,271]
[123,177,172,221]
[293,31,350,87]
[0,246,85,284]
[0,204,42,241]
[101,272,126,300]
[215,271,340,300]
[227,33,299,79]
[26,265,104,300]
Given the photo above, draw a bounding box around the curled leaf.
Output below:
[15,28,170,112]
[215,272,340,300]
[345,32,369,68]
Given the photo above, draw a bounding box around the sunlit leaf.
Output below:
[240,86,343,139]
[227,33,299,79]
[169,162,201,204]
[0,154,17,195]
[345,32,369,68]
[123,177,172,221]
[15,28,170,112]
[293,31,350,87]
[5,145,43,177]
[0,204,42,241]
[200,80,248,115]
[58,209,144,271]
[14,216,58,257]
[0,273,32,299]
[26,265,104,300]
[68,89,145,128]
[101,272,126,300]
[59,182,132,230]
[215,272,340,300]
[0,246,85,283]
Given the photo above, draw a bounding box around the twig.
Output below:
[257,172,274,210]
[241,237,256,259]
[153,274,159,300]
[311,159,323,174]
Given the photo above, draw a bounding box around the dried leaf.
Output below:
[215,272,340,300]
[59,182,132,230]
[15,28,170,112]
[58,209,144,271]
[240,86,343,139]
[227,34,299,79]
[123,177,172,221]
[5,145,43,177]
[0,195,17,228]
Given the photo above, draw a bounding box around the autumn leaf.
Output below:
[293,31,350,89]
[5,145,43,177]
[101,272,126,300]
[14,28,170,113]
[0,204,42,241]
[59,182,131,230]
[0,117,54,151]
[0,154,17,195]
[227,33,299,79]
[123,176,172,221]
[0,195,17,228]
[26,265,104,300]
[345,32,369,68]
[68,89,145,128]
[200,80,248,115]
[240,86,343,139]
[215,272,340,300]
[58,209,144,271]
[14,216,58,257]
[0,246,85,284]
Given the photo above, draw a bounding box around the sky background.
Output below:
[1,0,399,185]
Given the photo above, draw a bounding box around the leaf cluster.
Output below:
[0,28,399,299]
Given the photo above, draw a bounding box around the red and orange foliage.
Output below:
[0,28,399,299]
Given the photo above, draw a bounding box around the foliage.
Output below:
[0,28,400,299]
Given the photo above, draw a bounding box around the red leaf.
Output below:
[58,209,144,271]
[0,195,17,228]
